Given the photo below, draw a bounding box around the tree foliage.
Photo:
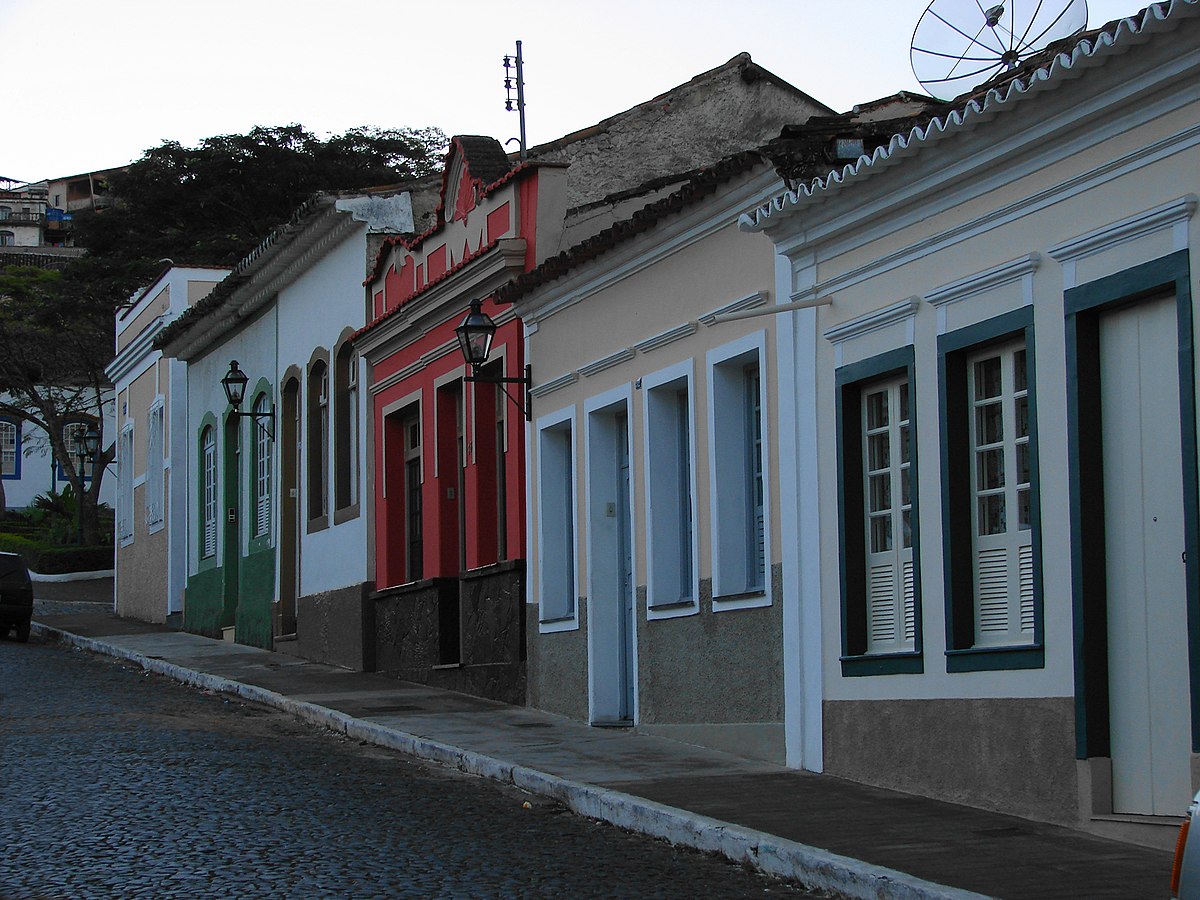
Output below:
[0,123,446,537]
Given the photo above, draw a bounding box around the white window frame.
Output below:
[201,426,217,559]
[347,352,359,508]
[707,331,771,611]
[861,376,915,654]
[537,404,578,633]
[966,339,1034,647]
[0,418,18,478]
[118,425,135,545]
[253,393,272,540]
[145,402,165,532]
[642,359,699,619]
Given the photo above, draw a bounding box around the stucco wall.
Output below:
[526,600,589,721]
[823,697,1078,825]
[115,483,168,623]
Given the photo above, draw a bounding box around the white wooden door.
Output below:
[1101,294,1192,816]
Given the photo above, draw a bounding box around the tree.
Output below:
[0,266,114,543]
[0,123,447,542]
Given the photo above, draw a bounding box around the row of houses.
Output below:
[108,0,1200,847]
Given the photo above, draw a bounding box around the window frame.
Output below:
[642,359,699,619]
[706,331,771,611]
[333,333,360,520]
[0,417,21,480]
[200,423,218,561]
[306,352,330,531]
[537,404,579,632]
[938,306,1044,672]
[145,402,165,533]
[836,346,923,676]
[251,391,272,541]
[58,419,95,483]
[117,424,135,546]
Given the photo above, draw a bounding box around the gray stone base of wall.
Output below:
[823,696,1079,825]
[296,582,375,671]
[373,560,525,705]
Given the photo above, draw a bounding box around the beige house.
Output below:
[744,0,1200,845]
[108,265,228,622]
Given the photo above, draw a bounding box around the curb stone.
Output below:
[32,621,992,900]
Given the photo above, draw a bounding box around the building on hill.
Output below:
[353,54,831,706]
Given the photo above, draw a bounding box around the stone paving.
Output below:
[0,631,820,899]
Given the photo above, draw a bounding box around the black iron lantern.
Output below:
[81,423,100,458]
[221,360,249,410]
[455,300,497,370]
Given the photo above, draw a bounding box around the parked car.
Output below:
[1173,790,1200,898]
[0,552,33,643]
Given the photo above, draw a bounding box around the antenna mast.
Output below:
[503,41,528,160]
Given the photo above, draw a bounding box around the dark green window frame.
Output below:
[1064,250,1200,758]
[836,346,923,676]
[938,306,1044,672]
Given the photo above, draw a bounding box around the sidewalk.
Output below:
[30,605,1170,900]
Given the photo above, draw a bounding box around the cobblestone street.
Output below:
[0,630,818,899]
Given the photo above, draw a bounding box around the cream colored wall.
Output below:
[807,96,1200,703]
[186,279,219,305]
[527,220,781,607]
[117,285,170,353]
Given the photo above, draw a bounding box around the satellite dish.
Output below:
[910,0,1088,100]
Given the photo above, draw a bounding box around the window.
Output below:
[645,366,696,612]
[0,418,19,478]
[939,308,1042,671]
[404,412,423,581]
[307,358,329,523]
[334,342,358,512]
[435,380,466,573]
[709,336,769,604]
[118,426,135,543]
[967,342,1033,646]
[0,232,13,247]
[253,393,272,539]
[62,421,94,481]
[201,425,217,558]
[0,207,10,220]
[836,347,922,676]
[146,405,164,529]
[538,411,576,625]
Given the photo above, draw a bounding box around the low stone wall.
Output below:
[373,561,525,704]
[823,696,1079,825]
[296,581,375,670]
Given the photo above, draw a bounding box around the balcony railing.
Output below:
[0,212,46,226]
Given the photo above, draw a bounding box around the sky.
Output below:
[2,0,1145,183]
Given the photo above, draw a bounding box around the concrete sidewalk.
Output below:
[30,607,1171,900]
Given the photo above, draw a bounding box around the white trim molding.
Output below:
[1048,194,1197,263]
[699,291,769,326]
[633,323,698,354]
[579,348,636,378]
[824,297,921,345]
[925,254,1042,307]
[531,372,579,399]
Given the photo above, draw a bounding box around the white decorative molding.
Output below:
[578,348,635,378]
[633,323,698,354]
[699,291,769,326]
[925,254,1041,308]
[1047,195,1197,262]
[368,339,458,396]
[530,372,578,398]
[823,297,921,345]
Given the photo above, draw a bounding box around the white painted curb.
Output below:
[29,569,114,582]
[32,621,992,900]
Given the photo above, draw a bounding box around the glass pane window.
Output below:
[967,339,1035,646]
[254,394,271,538]
[202,427,217,558]
[861,376,914,653]
[0,420,16,476]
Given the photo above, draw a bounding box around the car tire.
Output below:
[14,620,29,643]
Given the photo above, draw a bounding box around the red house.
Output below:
[355,137,567,702]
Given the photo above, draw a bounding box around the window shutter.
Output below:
[902,558,916,644]
[868,563,897,644]
[1019,543,1034,634]
[975,546,1010,635]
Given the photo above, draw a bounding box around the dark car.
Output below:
[0,552,33,642]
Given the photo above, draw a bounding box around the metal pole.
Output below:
[515,41,527,160]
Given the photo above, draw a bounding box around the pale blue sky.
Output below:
[3,0,1148,182]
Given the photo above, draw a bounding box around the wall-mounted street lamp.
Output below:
[221,360,275,440]
[455,300,531,421]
